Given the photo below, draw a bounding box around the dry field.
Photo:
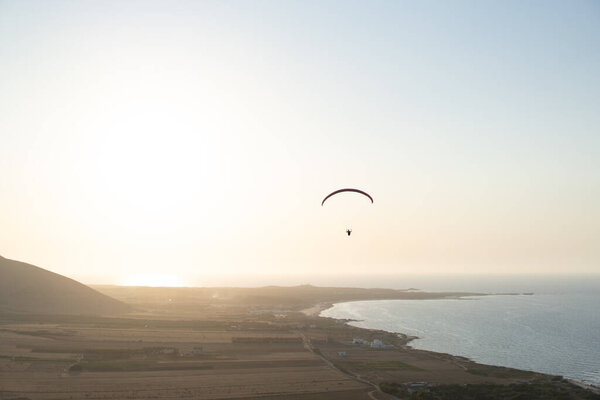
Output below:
[0,322,370,400]
[317,342,539,386]
[2,367,367,399]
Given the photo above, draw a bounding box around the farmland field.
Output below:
[0,285,591,399]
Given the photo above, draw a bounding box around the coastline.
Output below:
[316,298,600,392]
[567,379,600,395]
[300,301,334,317]
[301,291,492,317]
[314,299,423,345]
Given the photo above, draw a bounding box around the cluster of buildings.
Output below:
[128,346,203,359]
[405,382,431,394]
[352,338,394,349]
[185,346,203,356]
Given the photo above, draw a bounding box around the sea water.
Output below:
[321,276,600,386]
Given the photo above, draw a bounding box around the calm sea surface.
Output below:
[321,276,600,386]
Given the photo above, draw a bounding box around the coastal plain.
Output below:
[0,285,595,400]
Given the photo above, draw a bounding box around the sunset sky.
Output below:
[1,1,599,285]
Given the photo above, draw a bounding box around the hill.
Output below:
[93,284,483,318]
[0,255,131,315]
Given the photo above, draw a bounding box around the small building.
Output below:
[406,382,431,393]
[337,351,346,357]
[371,339,384,348]
[353,338,369,345]
[192,346,203,355]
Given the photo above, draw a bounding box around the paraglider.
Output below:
[321,188,373,206]
[321,188,373,236]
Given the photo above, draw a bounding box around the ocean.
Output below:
[320,275,600,386]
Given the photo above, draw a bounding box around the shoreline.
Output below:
[300,301,334,316]
[567,379,600,395]
[315,298,600,392]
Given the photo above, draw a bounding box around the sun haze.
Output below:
[1,1,599,284]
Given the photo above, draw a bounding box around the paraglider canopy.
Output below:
[321,188,373,206]
[322,189,372,237]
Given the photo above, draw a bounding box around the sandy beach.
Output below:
[301,302,333,316]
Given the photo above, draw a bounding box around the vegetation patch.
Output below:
[82,347,179,360]
[345,360,424,371]
[231,337,301,344]
[0,355,71,363]
[70,360,214,372]
[466,365,537,379]
[379,382,600,400]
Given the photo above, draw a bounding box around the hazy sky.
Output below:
[1,0,599,285]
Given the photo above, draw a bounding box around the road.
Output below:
[298,331,399,400]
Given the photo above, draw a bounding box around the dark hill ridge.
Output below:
[0,255,131,315]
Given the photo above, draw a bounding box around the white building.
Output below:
[370,339,383,348]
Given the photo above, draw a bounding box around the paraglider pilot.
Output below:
[321,188,372,237]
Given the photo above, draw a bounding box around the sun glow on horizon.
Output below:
[120,274,186,287]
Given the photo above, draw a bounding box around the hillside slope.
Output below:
[0,255,130,315]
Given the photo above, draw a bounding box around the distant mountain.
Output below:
[0,255,131,315]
